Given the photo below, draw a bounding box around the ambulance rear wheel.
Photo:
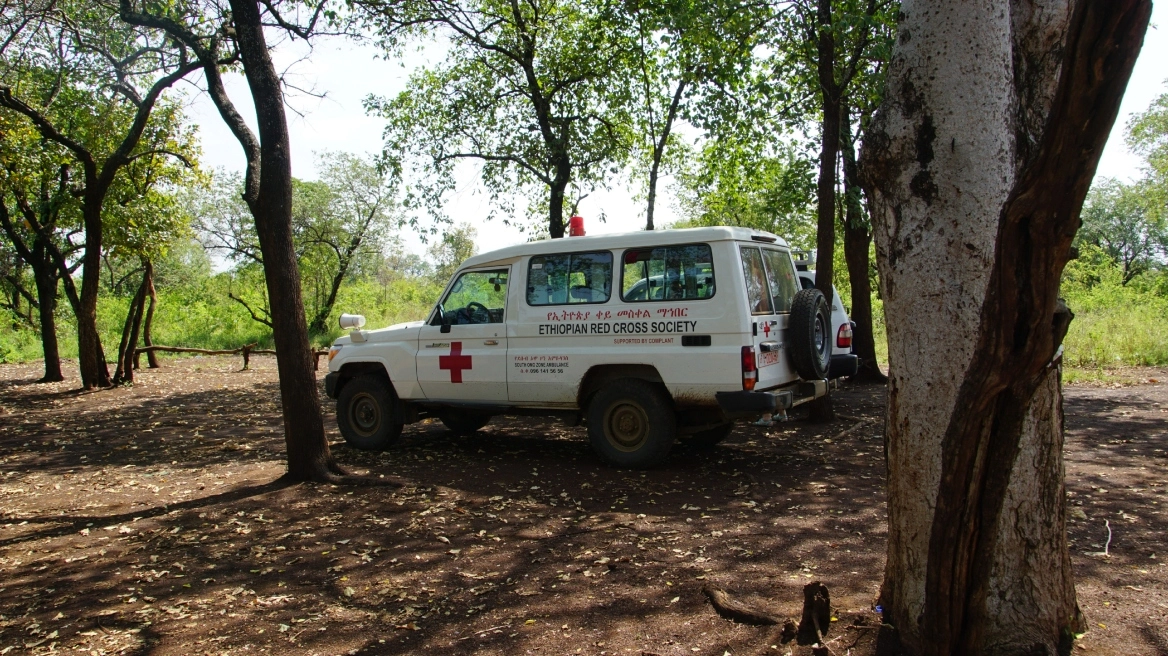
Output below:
[683,422,734,449]
[587,379,676,468]
[337,376,402,451]
[440,410,492,435]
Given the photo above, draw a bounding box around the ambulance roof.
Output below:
[459,226,788,269]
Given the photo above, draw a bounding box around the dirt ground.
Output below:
[0,356,1164,656]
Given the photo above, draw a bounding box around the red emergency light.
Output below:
[568,215,586,237]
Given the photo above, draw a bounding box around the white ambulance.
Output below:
[324,225,857,468]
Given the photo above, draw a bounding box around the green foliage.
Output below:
[1058,245,1168,368]
[363,0,635,233]
[1076,178,1167,283]
[427,223,479,283]
[1127,82,1168,182]
[673,137,817,249]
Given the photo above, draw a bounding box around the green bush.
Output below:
[867,248,1168,372]
[1059,248,1168,367]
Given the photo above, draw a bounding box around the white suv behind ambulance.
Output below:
[324,226,857,468]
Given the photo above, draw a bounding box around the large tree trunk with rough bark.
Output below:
[861,1,1149,654]
[229,0,339,482]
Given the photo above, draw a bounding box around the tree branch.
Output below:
[228,291,273,328]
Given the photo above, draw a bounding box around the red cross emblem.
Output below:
[439,342,473,383]
[762,322,771,337]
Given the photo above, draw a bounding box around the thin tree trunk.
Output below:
[32,266,64,383]
[548,156,570,239]
[645,78,687,231]
[808,0,839,422]
[141,259,159,368]
[309,255,351,335]
[840,102,885,383]
[862,1,1148,653]
[76,196,110,389]
[229,0,339,482]
[113,271,148,385]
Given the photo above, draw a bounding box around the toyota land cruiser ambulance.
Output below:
[324,225,856,468]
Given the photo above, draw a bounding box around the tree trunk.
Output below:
[114,270,148,385]
[141,260,159,368]
[808,0,839,422]
[32,264,63,383]
[645,78,688,232]
[309,255,351,335]
[813,0,838,309]
[76,195,110,389]
[548,154,570,239]
[861,1,1148,654]
[230,0,338,482]
[840,103,885,383]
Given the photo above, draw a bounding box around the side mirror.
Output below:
[339,314,365,330]
[440,309,452,334]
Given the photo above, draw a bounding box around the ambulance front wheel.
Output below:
[587,379,676,468]
[337,375,403,451]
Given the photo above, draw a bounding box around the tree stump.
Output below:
[798,581,832,644]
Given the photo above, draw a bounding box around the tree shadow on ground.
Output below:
[1,364,892,655]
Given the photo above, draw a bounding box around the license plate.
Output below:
[759,350,779,367]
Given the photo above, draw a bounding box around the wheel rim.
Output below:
[349,392,381,437]
[814,315,827,357]
[605,400,650,452]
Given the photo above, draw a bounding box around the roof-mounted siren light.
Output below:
[568,214,586,237]
[339,313,366,330]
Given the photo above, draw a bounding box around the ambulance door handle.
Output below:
[483,339,499,346]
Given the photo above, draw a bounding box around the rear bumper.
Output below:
[325,372,340,399]
[829,354,859,379]
[715,379,827,419]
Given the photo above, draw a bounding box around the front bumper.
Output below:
[325,372,340,399]
[829,354,859,379]
[715,379,827,419]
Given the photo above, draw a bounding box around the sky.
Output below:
[186,6,1168,257]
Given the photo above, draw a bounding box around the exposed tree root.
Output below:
[701,585,782,625]
[280,460,407,487]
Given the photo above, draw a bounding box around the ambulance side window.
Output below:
[526,251,613,306]
[739,247,773,314]
[620,244,716,302]
[761,249,799,313]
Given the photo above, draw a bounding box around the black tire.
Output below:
[587,379,676,468]
[336,375,403,451]
[439,410,492,435]
[788,288,832,381]
[682,422,734,449]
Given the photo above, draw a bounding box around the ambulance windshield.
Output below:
[436,269,509,325]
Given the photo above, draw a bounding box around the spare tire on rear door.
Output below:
[788,288,831,380]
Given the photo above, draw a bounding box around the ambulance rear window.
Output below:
[620,244,715,302]
[526,251,613,306]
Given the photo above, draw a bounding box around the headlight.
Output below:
[328,345,342,363]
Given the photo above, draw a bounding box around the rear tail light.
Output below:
[741,345,757,391]
[837,323,853,349]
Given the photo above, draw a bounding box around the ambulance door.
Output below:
[740,246,799,390]
[509,250,614,404]
[417,268,510,402]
